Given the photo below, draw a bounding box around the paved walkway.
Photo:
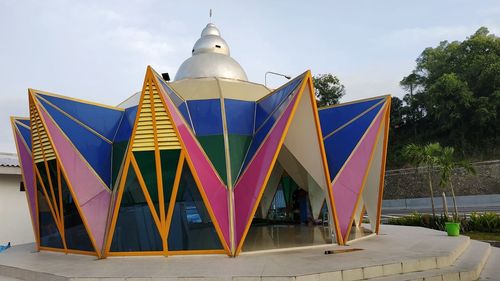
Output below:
[479,246,500,280]
[0,225,470,279]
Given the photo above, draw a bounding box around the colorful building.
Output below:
[11,23,391,257]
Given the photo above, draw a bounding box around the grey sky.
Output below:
[1,0,499,152]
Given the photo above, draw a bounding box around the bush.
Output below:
[467,212,500,233]
[387,212,500,233]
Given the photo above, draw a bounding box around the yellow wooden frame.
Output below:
[376,97,391,234]
[105,68,230,256]
[234,71,311,255]
[306,76,343,245]
[152,68,231,255]
[342,102,389,244]
[29,89,114,192]
[30,91,100,256]
[104,75,164,256]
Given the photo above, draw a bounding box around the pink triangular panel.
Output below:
[332,107,385,240]
[39,106,110,253]
[15,132,37,231]
[233,93,299,247]
[155,76,230,248]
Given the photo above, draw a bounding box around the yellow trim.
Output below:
[318,94,391,111]
[305,76,343,245]
[32,94,101,257]
[104,160,131,256]
[30,88,124,111]
[30,98,56,163]
[376,97,391,234]
[342,103,388,244]
[168,249,226,255]
[148,80,168,255]
[151,70,228,185]
[44,160,61,223]
[10,117,39,245]
[329,100,388,190]
[34,167,64,240]
[39,246,96,256]
[151,67,231,255]
[130,154,164,236]
[235,71,310,255]
[105,69,152,256]
[164,152,185,246]
[358,205,365,227]
[323,98,387,141]
[57,162,66,253]
[233,75,310,187]
[30,94,62,224]
[216,77,236,254]
[107,251,164,256]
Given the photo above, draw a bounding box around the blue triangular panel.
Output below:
[323,102,384,180]
[15,120,32,150]
[37,93,123,141]
[318,97,385,137]
[254,75,304,130]
[187,99,223,136]
[178,103,191,127]
[113,106,138,143]
[18,119,30,127]
[37,97,113,187]
[154,73,193,130]
[225,99,255,135]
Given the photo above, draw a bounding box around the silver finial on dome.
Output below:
[174,22,248,81]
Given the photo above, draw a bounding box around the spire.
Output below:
[174,22,248,81]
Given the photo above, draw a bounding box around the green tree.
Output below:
[434,145,475,219]
[389,27,500,168]
[403,143,440,217]
[313,73,345,107]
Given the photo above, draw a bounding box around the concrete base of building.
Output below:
[0,225,494,281]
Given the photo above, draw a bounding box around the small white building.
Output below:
[0,152,34,246]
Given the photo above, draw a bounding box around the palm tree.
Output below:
[435,146,476,219]
[403,143,439,217]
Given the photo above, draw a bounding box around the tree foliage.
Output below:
[313,73,345,107]
[389,27,500,167]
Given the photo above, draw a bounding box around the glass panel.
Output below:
[61,175,94,251]
[160,150,181,213]
[134,151,159,215]
[110,166,162,252]
[111,141,129,188]
[228,135,252,183]
[196,135,226,184]
[37,178,63,248]
[36,161,59,210]
[167,163,222,251]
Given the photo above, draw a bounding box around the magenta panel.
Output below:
[331,106,385,240]
[155,75,230,248]
[80,190,110,252]
[233,93,299,247]
[15,132,37,231]
[39,106,110,252]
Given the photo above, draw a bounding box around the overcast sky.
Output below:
[1,0,499,152]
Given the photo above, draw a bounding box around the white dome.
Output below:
[174,23,248,81]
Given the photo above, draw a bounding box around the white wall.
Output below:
[0,173,35,245]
